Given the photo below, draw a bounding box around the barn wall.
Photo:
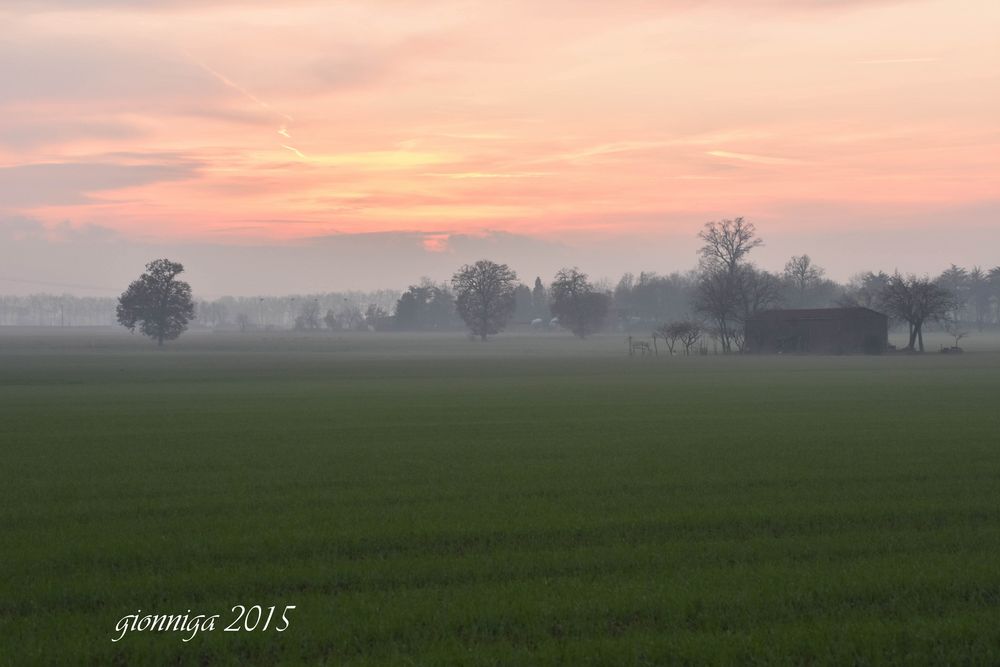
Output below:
[745,310,887,354]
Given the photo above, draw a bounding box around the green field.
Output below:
[3,328,1000,665]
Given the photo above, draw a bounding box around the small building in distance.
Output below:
[745,307,889,354]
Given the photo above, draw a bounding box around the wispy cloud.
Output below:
[426,172,553,179]
[854,57,941,65]
[706,150,805,166]
[0,160,198,208]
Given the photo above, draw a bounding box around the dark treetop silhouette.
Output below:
[452,260,518,341]
[117,259,195,346]
[549,268,610,338]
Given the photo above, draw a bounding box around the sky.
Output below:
[1,0,997,296]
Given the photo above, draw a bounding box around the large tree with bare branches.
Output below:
[693,218,773,352]
[452,260,518,341]
[880,273,954,352]
[549,268,610,338]
[698,217,763,275]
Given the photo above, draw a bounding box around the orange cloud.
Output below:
[0,0,995,248]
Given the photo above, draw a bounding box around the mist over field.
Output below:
[3,0,1000,664]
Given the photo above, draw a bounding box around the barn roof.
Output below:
[747,307,887,321]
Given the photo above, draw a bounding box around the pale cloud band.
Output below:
[0,0,996,290]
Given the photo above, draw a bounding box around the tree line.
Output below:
[5,218,999,351]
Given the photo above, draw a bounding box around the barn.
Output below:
[744,307,889,354]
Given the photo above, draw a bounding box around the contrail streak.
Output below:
[188,54,294,123]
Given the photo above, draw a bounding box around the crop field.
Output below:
[3,328,1000,665]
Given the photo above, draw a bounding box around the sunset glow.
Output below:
[1,0,998,291]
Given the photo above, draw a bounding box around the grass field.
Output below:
[3,328,1000,665]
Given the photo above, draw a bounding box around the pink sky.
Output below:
[1,0,998,294]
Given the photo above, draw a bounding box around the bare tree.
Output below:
[943,319,968,350]
[880,273,954,352]
[340,304,365,331]
[451,260,519,341]
[693,218,767,352]
[364,304,390,331]
[653,323,680,355]
[698,217,763,275]
[550,268,610,338]
[294,299,321,331]
[737,266,782,316]
[783,254,824,305]
[656,320,703,355]
[678,321,703,355]
[694,267,739,352]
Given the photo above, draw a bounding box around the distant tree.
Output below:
[654,320,703,355]
[783,254,825,306]
[294,300,322,331]
[880,273,954,352]
[937,264,969,323]
[394,280,457,330]
[943,319,969,350]
[694,267,739,352]
[693,218,765,352]
[512,283,534,323]
[841,271,891,310]
[364,304,391,331]
[694,264,777,353]
[736,265,782,321]
[531,277,549,319]
[653,322,679,355]
[677,320,704,355]
[451,260,519,341]
[549,268,610,338]
[989,266,1000,325]
[614,273,636,321]
[340,304,366,331]
[968,267,990,331]
[116,258,195,346]
[698,217,763,275]
[196,300,229,328]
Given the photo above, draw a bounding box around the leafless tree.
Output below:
[943,319,969,349]
[364,304,390,331]
[294,299,321,331]
[655,320,703,356]
[340,304,366,331]
[694,267,739,352]
[653,323,680,355]
[678,321,703,355]
[452,260,519,341]
[698,217,763,275]
[693,218,768,352]
[550,268,610,338]
[880,273,954,352]
[737,265,782,320]
[783,254,824,305]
